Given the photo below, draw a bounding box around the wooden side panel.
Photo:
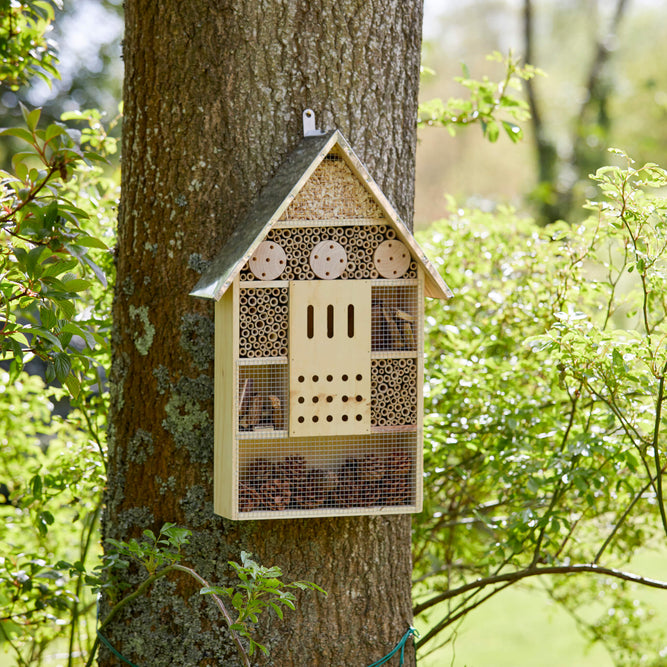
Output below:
[415,269,425,512]
[289,280,371,436]
[214,281,238,518]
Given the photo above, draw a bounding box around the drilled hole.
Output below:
[298,416,305,423]
[356,414,363,421]
[326,415,333,422]
[342,415,348,422]
[313,396,319,403]
[298,397,305,404]
[326,396,333,403]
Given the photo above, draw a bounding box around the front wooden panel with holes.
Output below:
[289,280,371,437]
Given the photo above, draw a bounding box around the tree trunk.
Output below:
[103,1,423,665]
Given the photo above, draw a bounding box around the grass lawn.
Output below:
[415,583,613,667]
[416,549,667,667]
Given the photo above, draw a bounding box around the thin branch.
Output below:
[593,475,656,564]
[651,363,667,536]
[413,563,667,618]
[415,581,515,650]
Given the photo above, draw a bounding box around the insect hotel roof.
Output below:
[190,130,452,301]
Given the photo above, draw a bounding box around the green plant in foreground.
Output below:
[87,524,325,667]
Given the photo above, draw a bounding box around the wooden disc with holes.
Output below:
[249,241,287,280]
[373,240,411,278]
[309,240,347,279]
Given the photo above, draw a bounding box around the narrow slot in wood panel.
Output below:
[289,280,371,437]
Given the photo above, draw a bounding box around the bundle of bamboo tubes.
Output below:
[239,224,417,282]
[238,287,288,357]
[371,358,418,426]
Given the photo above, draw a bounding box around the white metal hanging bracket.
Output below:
[303,109,326,137]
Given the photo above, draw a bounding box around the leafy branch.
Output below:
[85,525,326,667]
[419,50,543,142]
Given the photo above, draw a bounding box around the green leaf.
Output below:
[39,307,57,330]
[485,120,500,142]
[74,235,109,250]
[502,120,523,142]
[45,123,66,142]
[21,105,42,133]
[30,475,43,499]
[63,278,91,293]
[53,353,72,382]
[64,373,80,399]
[0,127,35,143]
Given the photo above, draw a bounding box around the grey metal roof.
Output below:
[190,130,452,301]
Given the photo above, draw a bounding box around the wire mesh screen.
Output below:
[237,432,417,514]
[238,362,288,433]
[371,284,419,352]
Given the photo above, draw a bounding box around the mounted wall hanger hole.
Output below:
[302,108,326,137]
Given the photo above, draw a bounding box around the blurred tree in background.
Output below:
[417,0,667,226]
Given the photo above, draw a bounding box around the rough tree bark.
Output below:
[103,1,423,665]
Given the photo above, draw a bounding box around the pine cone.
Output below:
[379,475,412,506]
[238,483,262,512]
[360,454,385,481]
[385,451,412,476]
[337,458,366,508]
[294,468,330,509]
[259,478,292,511]
[242,458,275,487]
[277,455,307,485]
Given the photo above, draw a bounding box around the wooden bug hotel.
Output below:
[191,114,451,520]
